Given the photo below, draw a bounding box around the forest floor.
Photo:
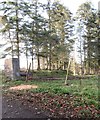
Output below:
[1,72,100,119]
[2,94,49,118]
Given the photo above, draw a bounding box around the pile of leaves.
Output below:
[5,91,100,118]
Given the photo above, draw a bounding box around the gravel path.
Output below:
[2,95,49,119]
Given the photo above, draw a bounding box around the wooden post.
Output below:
[65,59,71,85]
[26,63,31,81]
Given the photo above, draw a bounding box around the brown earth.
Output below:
[9,84,38,90]
[2,94,50,118]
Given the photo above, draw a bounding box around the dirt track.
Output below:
[2,95,49,118]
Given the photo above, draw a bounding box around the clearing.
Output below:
[2,75,100,118]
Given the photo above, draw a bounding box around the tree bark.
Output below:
[65,59,70,85]
[15,0,20,78]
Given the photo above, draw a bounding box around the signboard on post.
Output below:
[12,58,20,80]
[4,58,20,80]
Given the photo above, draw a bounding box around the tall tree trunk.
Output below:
[26,49,28,70]
[37,48,40,70]
[8,30,14,58]
[15,0,20,62]
[49,43,52,70]
[47,0,52,71]
[87,39,91,75]
[46,56,49,70]
[15,0,20,78]
[26,56,28,71]
[37,54,40,70]
[65,59,70,85]
[83,40,86,74]
[57,60,59,70]
[80,40,83,76]
[31,55,33,78]
[31,48,34,71]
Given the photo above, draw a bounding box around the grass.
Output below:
[32,70,67,78]
[2,71,99,118]
[3,74,99,109]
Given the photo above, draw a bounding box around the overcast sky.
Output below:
[39,0,99,14]
[59,0,99,13]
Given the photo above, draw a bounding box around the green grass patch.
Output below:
[32,70,67,78]
[3,75,99,109]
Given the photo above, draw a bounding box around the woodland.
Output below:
[0,0,100,118]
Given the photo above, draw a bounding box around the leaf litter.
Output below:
[5,90,100,118]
